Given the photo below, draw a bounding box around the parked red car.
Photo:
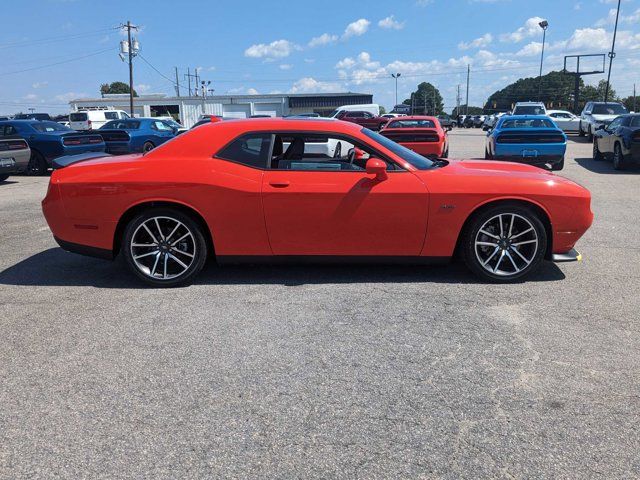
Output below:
[333,110,389,131]
[42,118,593,287]
[380,116,449,159]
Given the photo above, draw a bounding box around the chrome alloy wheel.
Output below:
[474,213,539,277]
[130,216,196,280]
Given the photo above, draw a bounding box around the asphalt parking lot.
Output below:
[1,129,639,478]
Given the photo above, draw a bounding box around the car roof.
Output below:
[514,101,545,105]
[197,117,362,134]
[387,115,438,121]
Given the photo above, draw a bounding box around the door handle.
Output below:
[269,180,290,188]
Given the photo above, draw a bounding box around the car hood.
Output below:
[591,114,619,122]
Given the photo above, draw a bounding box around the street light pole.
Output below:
[538,20,549,101]
[391,73,401,107]
[604,0,621,104]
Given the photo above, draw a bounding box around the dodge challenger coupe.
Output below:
[0,120,105,176]
[593,114,640,170]
[98,118,179,154]
[0,134,30,181]
[485,115,567,171]
[380,116,449,159]
[42,118,593,287]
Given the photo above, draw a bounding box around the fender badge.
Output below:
[440,204,456,210]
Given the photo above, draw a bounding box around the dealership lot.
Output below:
[1,129,639,477]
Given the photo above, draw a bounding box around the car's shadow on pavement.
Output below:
[575,157,640,174]
[0,247,566,289]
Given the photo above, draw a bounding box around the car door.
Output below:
[151,120,175,145]
[262,132,429,256]
[599,117,621,155]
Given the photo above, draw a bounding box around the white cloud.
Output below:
[308,33,338,47]
[596,7,640,26]
[135,83,151,94]
[23,94,38,101]
[342,19,370,39]
[335,57,356,69]
[279,64,293,70]
[378,15,405,30]
[244,39,299,59]
[289,77,343,94]
[247,88,259,95]
[500,17,546,43]
[415,0,433,5]
[31,81,48,89]
[515,41,543,57]
[458,33,493,50]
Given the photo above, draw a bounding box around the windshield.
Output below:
[363,129,435,170]
[30,121,72,132]
[592,104,628,115]
[513,105,545,115]
[500,118,555,129]
[387,119,436,129]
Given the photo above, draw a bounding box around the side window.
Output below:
[153,121,173,131]
[346,111,362,118]
[362,112,373,119]
[631,117,640,128]
[216,133,271,169]
[104,112,119,120]
[270,133,395,172]
[608,118,623,130]
[1,125,17,136]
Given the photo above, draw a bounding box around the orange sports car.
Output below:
[42,118,593,286]
[380,116,449,159]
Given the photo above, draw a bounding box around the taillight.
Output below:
[633,131,640,142]
[63,138,81,145]
[8,140,28,150]
[89,137,102,143]
[88,120,92,128]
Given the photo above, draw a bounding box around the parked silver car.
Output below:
[0,134,30,181]
[547,110,580,133]
[579,102,628,141]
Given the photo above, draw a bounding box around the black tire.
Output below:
[593,140,603,161]
[551,157,565,171]
[122,207,208,287]
[441,148,449,159]
[578,122,585,137]
[143,141,155,153]
[613,143,625,170]
[484,148,492,160]
[462,203,547,283]
[26,150,47,176]
[0,174,9,182]
[587,126,593,143]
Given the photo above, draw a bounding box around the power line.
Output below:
[0,27,118,50]
[137,53,189,92]
[0,47,116,76]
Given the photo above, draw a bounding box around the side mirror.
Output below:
[595,124,605,131]
[365,158,388,181]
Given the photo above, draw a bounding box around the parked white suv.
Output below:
[512,102,547,116]
[579,102,629,141]
[69,110,130,131]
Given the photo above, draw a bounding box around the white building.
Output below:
[69,92,373,127]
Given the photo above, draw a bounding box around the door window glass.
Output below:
[216,133,271,169]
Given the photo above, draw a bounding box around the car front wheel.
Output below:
[463,204,547,283]
[593,140,603,161]
[26,150,47,176]
[143,141,155,153]
[122,208,208,287]
[613,143,625,170]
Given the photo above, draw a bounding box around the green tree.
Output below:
[622,95,639,112]
[100,81,138,97]
[379,105,387,115]
[451,105,484,117]
[402,82,444,115]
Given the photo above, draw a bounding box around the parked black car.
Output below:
[14,113,52,121]
[437,114,454,129]
[463,116,475,128]
[593,114,640,170]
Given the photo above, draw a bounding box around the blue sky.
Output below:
[1,0,638,115]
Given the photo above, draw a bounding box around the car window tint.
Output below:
[104,112,119,120]
[217,133,271,169]
[592,104,628,115]
[153,121,173,131]
[388,119,436,128]
[631,117,640,128]
[30,121,70,132]
[70,112,87,121]
[608,118,623,129]
[500,118,555,129]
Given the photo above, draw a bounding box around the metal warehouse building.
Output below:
[69,92,373,127]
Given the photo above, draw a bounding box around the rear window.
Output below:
[591,104,628,115]
[30,121,71,132]
[513,105,546,115]
[101,120,140,130]
[500,118,555,129]
[217,133,271,169]
[70,113,88,121]
[387,119,436,129]
[631,116,640,128]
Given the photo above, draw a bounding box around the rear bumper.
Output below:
[552,248,582,263]
[492,154,564,168]
[54,236,113,260]
[398,142,444,157]
[0,150,30,174]
[105,143,135,154]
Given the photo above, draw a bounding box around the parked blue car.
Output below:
[98,118,178,155]
[485,115,567,170]
[0,120,105,175]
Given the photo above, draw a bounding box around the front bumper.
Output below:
[552,248,582,263]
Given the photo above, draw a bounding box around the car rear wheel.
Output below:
[143,142,155,153]
[587,126,593,143]
[463,204,547,283]
[578,122,585,137]
[551,157,565,171]
[26,150,47,176]
[0,174,9,182]
[613,143,625,170]
[484,148,492,160]
[122,208,208,287]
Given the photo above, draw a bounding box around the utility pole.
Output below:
[634,83,637,112]
[174,67,180,97]
[119,21,139,116]
[194,69,200,96]
[465,64,470,116]
[604,0,622,104]
[184,68,198,97]
[433,87,436,115]
[456,84,461,118]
